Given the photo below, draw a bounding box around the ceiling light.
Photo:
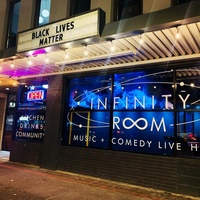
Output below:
[176,29,180,39]
[13,82,18,86]
[39,16,44,24]
[176,32,180,39]
[111,41,115,52]
[45,54,49,63]
[11,61,14,68]
[84,46,88,56]
[65,53,69,59]
[27,58,32,66]
[139,35,143,44]
[42,9,49,17]
[180,82,184,86]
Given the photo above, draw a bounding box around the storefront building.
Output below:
[0,0,200,197]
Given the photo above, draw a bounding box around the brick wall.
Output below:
[9,142,200,197]
[58,146,177,192]
[57,146,200,197]
[10,140,43,166]
[177,158,200,197]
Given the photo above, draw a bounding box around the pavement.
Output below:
[0,151,199,200]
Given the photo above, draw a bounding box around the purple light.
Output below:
[30,49,47,56]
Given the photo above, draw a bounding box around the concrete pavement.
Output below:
[0,151,199,200]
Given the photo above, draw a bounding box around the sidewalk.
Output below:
[0,151,199,200]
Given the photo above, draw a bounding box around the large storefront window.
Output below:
[63,67,200,157]
[112,70,174,155]
[176,67,200,157]
[14,83,48,142]
[65,75,111,148]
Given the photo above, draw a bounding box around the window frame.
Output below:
[172,0,196,6]
[5,0,21,48]
[70,0,91,16]
[114,0,142,21]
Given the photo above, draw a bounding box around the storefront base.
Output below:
[58,146,200,197]
[10,141,43,166]
[9,141,200,197]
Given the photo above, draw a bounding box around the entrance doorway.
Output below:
[0,94,7,150]
[1,93,16,151]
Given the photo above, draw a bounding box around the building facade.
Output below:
[0,0,200,197]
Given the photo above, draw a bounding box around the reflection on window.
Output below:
[114,70,174,110]
[177,112,200,157]
[18,84,48,111]
[6,0,21,48]
[66,111,110,149]
[176,67,200,110]
[68,75,111,110]
[37,0,51,26]
[64,67,200,157]
[71,0,90,16]
[115,0,141,21]
[173,0,196,5]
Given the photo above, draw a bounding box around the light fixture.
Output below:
[42,84,48,89]
[190,83,195,87]
[45,54,49,63]
[180,82,184,86]
[84,46,88,56]
[139,35,143,44]
[176,28,180,39]
[65,49,69,59]
[11,60,14,68]
[13,82,17,87]
[111,41,115,52]
[27,57,32,66]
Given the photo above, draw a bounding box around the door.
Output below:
[0,94,7,150]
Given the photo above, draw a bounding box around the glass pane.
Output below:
[18,84,48,111]
[38,0,51,26]
[177,112,200,157]
[64,75,111,148]
[112,111,174,155]
[113,69,174,110]
[11,2,20,34]
[7,1,21,48]
[68,75,111,110]
[117,0,140,20]
[176,67,200,110]
[71,0,90,15]
[66,111,110,148]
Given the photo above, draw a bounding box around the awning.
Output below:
[0,21,199,80]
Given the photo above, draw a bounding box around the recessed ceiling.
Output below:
[0,22,199,82]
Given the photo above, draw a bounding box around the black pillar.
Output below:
[42,75,64,169]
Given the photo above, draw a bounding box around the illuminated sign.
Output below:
[27,90,44,101]
[17,9,104,53]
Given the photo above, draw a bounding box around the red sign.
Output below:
[27,90,44,101]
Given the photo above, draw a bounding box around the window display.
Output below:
[14,84,48,141]
[63,67,200,157]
